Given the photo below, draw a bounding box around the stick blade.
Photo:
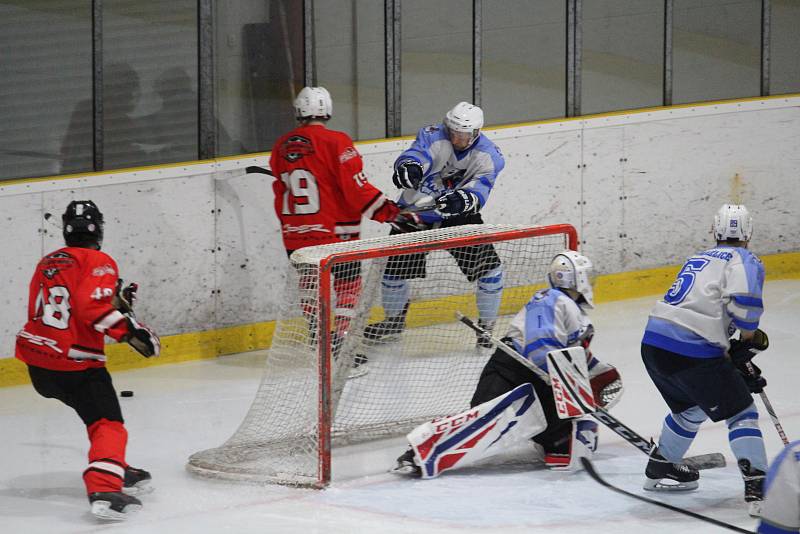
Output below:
[683,453,726,470]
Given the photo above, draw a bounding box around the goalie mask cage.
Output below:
[187,223,577,487]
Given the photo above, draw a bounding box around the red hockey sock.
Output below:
[83,419,128,494]
[333,277,361,336]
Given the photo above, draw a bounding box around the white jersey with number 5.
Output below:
[642,245,764,358]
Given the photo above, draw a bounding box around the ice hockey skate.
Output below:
[89,491,142,521]
[738,459,765,517]
[363,307,408,345]
[390,448,421,477]
[123,466,153,496]
[643,444,699,491]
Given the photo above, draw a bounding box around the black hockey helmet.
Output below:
[62,200,104,248]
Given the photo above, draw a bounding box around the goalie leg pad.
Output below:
[406,383,546,478]
[544,418,599,470]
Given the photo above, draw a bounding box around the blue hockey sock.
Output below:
[476,267,503,322]
[381,275,410,318]
[726,403,768,471]
[657,406,706,463]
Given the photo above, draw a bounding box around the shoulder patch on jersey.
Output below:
[92,264,116,277]
[424,125,441,133]
[339,146,359,163]
[48,251,73,259]
[280,135,314,162]
[42,267,59,279]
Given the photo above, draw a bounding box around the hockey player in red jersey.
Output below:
[16,200,160,521]
[270,86,403,340]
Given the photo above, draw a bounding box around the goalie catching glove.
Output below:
[124,315,160,358]
[588,361,623,409]
[728,328,768,365]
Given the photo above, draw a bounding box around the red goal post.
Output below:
[188,223,577,487]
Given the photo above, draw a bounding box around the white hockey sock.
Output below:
[727,403,768,471]
[476,267,503,322]
[381,276,410,318]
[657,406,706,462]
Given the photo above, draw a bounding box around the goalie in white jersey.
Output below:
[641,204,770,516]
[758,440,800,534]
[393,251,623,477]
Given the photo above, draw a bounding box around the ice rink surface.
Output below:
[1,280,798,534]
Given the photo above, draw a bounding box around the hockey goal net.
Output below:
[187,223,577,487]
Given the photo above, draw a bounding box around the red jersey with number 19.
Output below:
[269,123,397,251]
[16,247,130,371]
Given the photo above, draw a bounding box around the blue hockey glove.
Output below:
[392,160,424,189]
[736,361,767,393]
[728,328,769,365]
[435,190,479,217]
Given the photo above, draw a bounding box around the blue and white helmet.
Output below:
[548,250,595,309]
[713,204,753,242]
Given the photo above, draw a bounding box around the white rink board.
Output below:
[1,97,799,358]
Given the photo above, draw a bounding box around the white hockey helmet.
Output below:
[444,102,484,145]
[294,86,332,120]
[548,250,595,309]
[713,204,753,242]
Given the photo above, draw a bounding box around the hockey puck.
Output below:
[120,390,134,398]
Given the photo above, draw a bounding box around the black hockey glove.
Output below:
[390,210,426,233]
[124,315,161,358]
[736,361,767,394]
[112,279,138,314]
[435,190,479,218]
[392,160,424,189]
[728,328,769,365]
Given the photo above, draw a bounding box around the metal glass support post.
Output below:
[761,0,771,96]
[663,0,673,106]
[92,0,103,171]
[473,0,482,107]
[385,0,401,137]
[198,0,216,159]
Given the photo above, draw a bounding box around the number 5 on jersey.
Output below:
[664,258,710,305]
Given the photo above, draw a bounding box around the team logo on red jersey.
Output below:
[339,146,359,163]
[92,264,116,277]
[281,135,314,162]
[42,267,59,279]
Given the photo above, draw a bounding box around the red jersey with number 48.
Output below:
[269,123,397,251]
[16,247,129,371]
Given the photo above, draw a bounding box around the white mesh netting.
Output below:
[187,224,574,486]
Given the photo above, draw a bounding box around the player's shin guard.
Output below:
[381,276,410,318]
[726,404,768,473]
[403,382,546,478]
[84,419,128,494]
[656,406,707,463]
[544,418,599,471]
[476,267,503,322]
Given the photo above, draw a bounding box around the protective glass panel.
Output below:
[314,0,386,141]
[0,1,92,180]
[582,0,664,114]
[400,0,472,135]
[770,0,800,95]
[215,0,303,156]
[673,0,760,105]
[101,1,198,170]
[482,0,566,124]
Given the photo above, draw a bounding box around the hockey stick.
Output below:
[746,362,790,446]
[456,312,726,470]
[581,458,755,533]
[245,165,274,176]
